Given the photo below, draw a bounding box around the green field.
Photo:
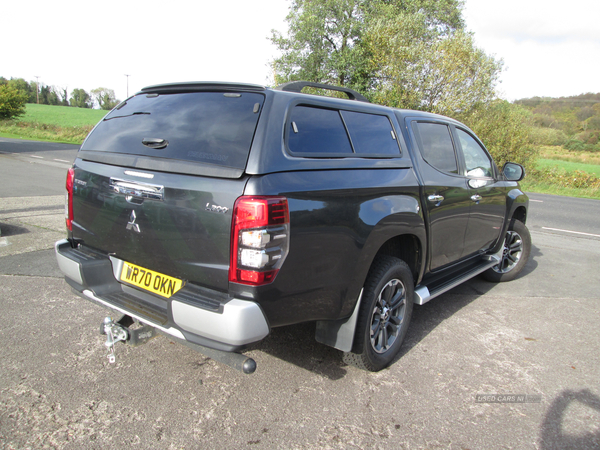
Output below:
[0,104,106,144]
[19,103,107,127]
[536,158,600,177]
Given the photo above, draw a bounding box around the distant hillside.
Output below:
[514,93,600,151]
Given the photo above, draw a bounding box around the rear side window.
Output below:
[413,122,458,174]
[81,92,264,169]
[288,106,353,154]
[288,106,400,157]
[341,111,399,155]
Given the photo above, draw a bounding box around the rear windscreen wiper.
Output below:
[104,111,151,121]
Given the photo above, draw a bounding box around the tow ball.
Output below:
[101,315,157,363]
[99,315,257,373]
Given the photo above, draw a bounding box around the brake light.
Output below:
[229,196,290,286]
[65,168,74,231]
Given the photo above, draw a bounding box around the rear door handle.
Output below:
[428,195,444,203]
[471,194,482,202]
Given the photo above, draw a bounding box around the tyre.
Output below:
[343,256,413,372]
[483,219,531,282]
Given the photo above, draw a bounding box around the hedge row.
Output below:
[529,167,600,189]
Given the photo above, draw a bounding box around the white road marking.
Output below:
[29,155,44,159]
[529,199,543,203]
[542,227,600,238]
[53,159,71,163]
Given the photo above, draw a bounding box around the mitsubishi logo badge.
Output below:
[126,210,140,233]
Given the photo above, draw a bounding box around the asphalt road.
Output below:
[0,139,599,450]
[0,137,78,197]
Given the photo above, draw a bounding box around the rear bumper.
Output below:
[55,239,269,351]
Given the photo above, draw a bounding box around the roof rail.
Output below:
[275,81,370,103]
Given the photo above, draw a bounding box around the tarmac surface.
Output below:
[0,140,599,449]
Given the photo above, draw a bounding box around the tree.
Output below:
[7,78,36,103]
[0,84,29,119]
[39,85,60,105]
[458,100,537,172]
[91,87,119,110]
[368,26,502,115]
[58,87,69,106]
[271,0,501,115]
[271,0,466,93]
[70,88,92,108]
[271,0,370,89]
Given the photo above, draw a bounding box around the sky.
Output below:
[2,0,598,104]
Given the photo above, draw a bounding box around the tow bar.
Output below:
[100,315,257,374]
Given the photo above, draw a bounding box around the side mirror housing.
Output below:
[503,162,525,182]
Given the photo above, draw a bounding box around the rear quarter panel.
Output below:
[235,168,425,327]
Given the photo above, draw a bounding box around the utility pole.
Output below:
[125,74,130,98]
[34,76,40,104]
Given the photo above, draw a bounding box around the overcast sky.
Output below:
[2,0,598,104]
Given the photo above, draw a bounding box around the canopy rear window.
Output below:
[81,91,265,169]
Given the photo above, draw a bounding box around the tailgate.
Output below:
[71,160,248,292]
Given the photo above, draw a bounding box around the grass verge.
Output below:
[521,180,600,200]
[0,121,93,144]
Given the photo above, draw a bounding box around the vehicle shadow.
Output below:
[247,321,349,380]
[393,242,542,363]
[0,222,31,237]
[539,389,600,449]
[251,243,542,379]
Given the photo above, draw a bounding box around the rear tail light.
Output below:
[229,196,290,286]
[65,167,74,231]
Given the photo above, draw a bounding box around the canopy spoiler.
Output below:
[140,81,266,94]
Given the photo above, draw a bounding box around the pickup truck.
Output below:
[55,81,530,372]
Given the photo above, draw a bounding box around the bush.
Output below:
[574,130,599,146]
[0,84,28,119]
[564,139,587,151]
[529,167,600,189]
[529,127,568,146]
[563,138,600,152]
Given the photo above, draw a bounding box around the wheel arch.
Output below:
[315,213,425,353]
[373,234,422,285]
[512,205,527,224]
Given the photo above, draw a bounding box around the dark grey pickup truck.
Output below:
[55,81,530,372]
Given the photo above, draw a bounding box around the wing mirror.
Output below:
[502,162,525,182]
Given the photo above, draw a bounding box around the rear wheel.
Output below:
[343,256,413,372]
[483,219,531,282]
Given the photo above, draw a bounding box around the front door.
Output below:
[454,128,506,257]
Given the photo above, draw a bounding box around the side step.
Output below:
[414,254,500,305]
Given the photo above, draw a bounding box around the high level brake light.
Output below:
[229,196,290,286]
[65,167,75,231]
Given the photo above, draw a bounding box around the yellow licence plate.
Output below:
[120,261,184,298]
